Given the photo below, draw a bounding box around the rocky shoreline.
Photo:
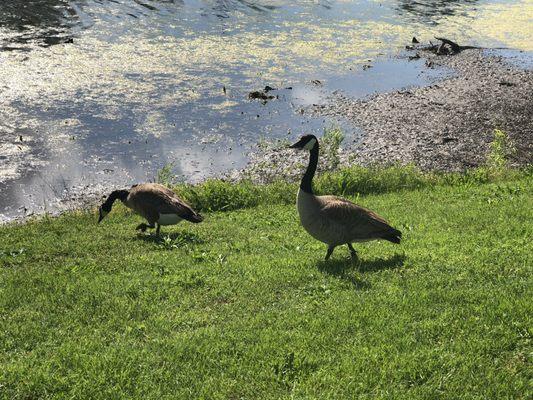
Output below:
[232,48,532,183]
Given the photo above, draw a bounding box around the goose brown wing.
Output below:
[319,196,399,240]
[129,184,203,223]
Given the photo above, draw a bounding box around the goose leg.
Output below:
[155,223,161,236]
[136,222,155,232]
[347,243,358,260]
[325,245,335,260]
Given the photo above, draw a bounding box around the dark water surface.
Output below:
[0,0,530,222]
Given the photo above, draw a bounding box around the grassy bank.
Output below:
[173,163,531,213]
[172,129,530,213]
[1,171,531,399]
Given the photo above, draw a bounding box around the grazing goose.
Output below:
[289,135,402,260]
[98,183,203,235]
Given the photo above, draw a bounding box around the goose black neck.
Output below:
[105,189,129,207]
[300,142,319,194]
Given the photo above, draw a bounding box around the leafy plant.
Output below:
[321,127,344,169]
[486,129,514,173]
[156,163,176,187]
[169,162,530,215]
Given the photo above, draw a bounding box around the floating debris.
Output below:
[248,86,277,103]
[409,36,482,56]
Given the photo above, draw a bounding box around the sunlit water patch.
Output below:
[0,0,532,222]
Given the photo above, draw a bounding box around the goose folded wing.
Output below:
[319,197,396,238]
[133,187,200,221]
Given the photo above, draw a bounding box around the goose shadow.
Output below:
[358,253,405,273]
[317,259,371,290]
[136,230,205,247]
[317,253,405,288]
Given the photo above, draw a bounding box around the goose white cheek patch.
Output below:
[303,138,317,150]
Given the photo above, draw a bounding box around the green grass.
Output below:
[175,164,531,213]
[1,174,531,399]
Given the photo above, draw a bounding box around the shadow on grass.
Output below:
[317,253,405,288]
[136,230,205,247]
[317,259,371,290]
[359,253,405,273]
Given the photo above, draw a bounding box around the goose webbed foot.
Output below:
[347,243,358,261]
[325,245,335,261]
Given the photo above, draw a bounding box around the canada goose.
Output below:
[289,135,402,260]
[98,183,203,235]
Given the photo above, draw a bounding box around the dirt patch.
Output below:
[306,48,532,171]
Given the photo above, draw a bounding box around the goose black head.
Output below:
[289,134,318,151]
[98,189,129,223]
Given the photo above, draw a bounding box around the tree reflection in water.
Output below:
[0,0,81,48]
[396,0,479,25]
[0,0,282,48]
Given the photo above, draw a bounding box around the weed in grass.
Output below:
[0,248,27,269]
[272,352,318,389]
[321,126,345,169]
[0,248,26,258]
[146,130,530,216]
[172,137,528,214]
[486,129,515,172]
[137,231,205,251]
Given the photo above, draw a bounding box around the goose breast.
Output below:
[297,189,348,245]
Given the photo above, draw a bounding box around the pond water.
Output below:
[0,0,531,222]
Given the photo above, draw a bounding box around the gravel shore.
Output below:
[311,49,532,171]
[234,48,532,183]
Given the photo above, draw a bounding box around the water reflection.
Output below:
[396,0,479,24]
[0,0,74,30]
[82,0,278,23]
[0,0,81,48]
[1,0,531,223]
[208,0,277,15]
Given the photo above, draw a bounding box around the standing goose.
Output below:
[289,135,401,260]
[98,183,203,235]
